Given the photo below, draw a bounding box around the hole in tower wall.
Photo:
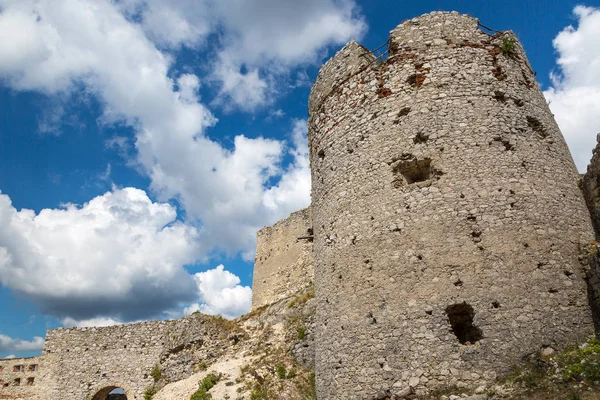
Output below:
[391,156,434,187]
[413,132,429,144]
[445,302,483,345]
[317,149,325,159]
[494,91,506,102]
[527,116,548,138]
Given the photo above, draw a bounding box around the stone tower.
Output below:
[308,11,595,399]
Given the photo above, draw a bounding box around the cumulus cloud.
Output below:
[0,0,318,260]
[115,0,366,110]
[0,333,45,353]
[184,265,252,319]
[62,317,125,328]
[262,119,311,214]
[544,6,600,171]
[0,187,200,321]
[0,0,359,321]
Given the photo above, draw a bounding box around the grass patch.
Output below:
[277,364,287,379]
[143,386,157,400]
[556,339,600,383]
[287,287,315,309]
[297,326,307,340]
[190,372,220,400]
[151,364,161,382]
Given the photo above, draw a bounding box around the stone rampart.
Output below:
[0,356,44,399]
[308,11,595,399]
[0,313,231,400]
[251,207,314,309]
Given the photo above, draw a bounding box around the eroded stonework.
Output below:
[308,11,595,399]
[251,207,314,310]
[0,314,233,400]
[2,11,600,400]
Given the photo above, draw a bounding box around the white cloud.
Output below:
[262,119,311,214]
[184,265,252,319]
[544,6,600,171]
[0,187,200,321]
[4,355,16,359]
[62,317,124,328]
[0,1,357,320]
[0,333,45,353]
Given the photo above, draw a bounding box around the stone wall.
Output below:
[0,313,231,400]
[251,208,314,309]
[308,11,595,399]
[0,356,44,399]
[582,133,600,237]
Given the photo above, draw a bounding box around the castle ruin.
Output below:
[307,11,595,399]
[2,11,600,400]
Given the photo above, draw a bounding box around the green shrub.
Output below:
[143,386,157,400]
[277,364,287,379]
[151,364,161,382]
[501,37,516,54]
[189,372,220,400]
[557,339,600,383]
[287,368,297,379]
[197,361,208,371]
[250,383,269,400]
[190,388,211,400]
[200,372,220,391]
[297,326,307,340]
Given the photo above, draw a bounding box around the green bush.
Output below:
[277,364,287,379]
[189,372,220,400]
[250,383,269,400]
[199,372,220,391]
[287,368,297,379]
[197,361,208,371]
[143,386,157,400]
[501,37,516,54]
[151,364,161,382]
[297,326,307,340]
[557,339,600,383]
[190,388,211,400]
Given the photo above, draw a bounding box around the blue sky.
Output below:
[1,0,599,359]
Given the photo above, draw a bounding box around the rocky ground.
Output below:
[153,286,316,400]
[150,285,600,399]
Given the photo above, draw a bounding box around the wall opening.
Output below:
[391,155,436,187]
[445,302,483,345]
[92,386,128,400]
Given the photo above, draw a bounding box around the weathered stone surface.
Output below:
[308,11,595,399]
[0,357,43,399]
[251,207,314,310]
[0,314,233,399]
[582,134,600,237]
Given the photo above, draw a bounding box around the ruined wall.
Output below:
[38,313,230,400]
[0,357,45,399]
[582,133,600,237]
[251,207,314,310]
[308,11,595,399]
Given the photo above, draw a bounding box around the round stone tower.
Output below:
[308,11,595,399]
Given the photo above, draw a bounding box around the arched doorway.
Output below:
[91,386,127,400]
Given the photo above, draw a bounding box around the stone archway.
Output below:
[91,386,127,400]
